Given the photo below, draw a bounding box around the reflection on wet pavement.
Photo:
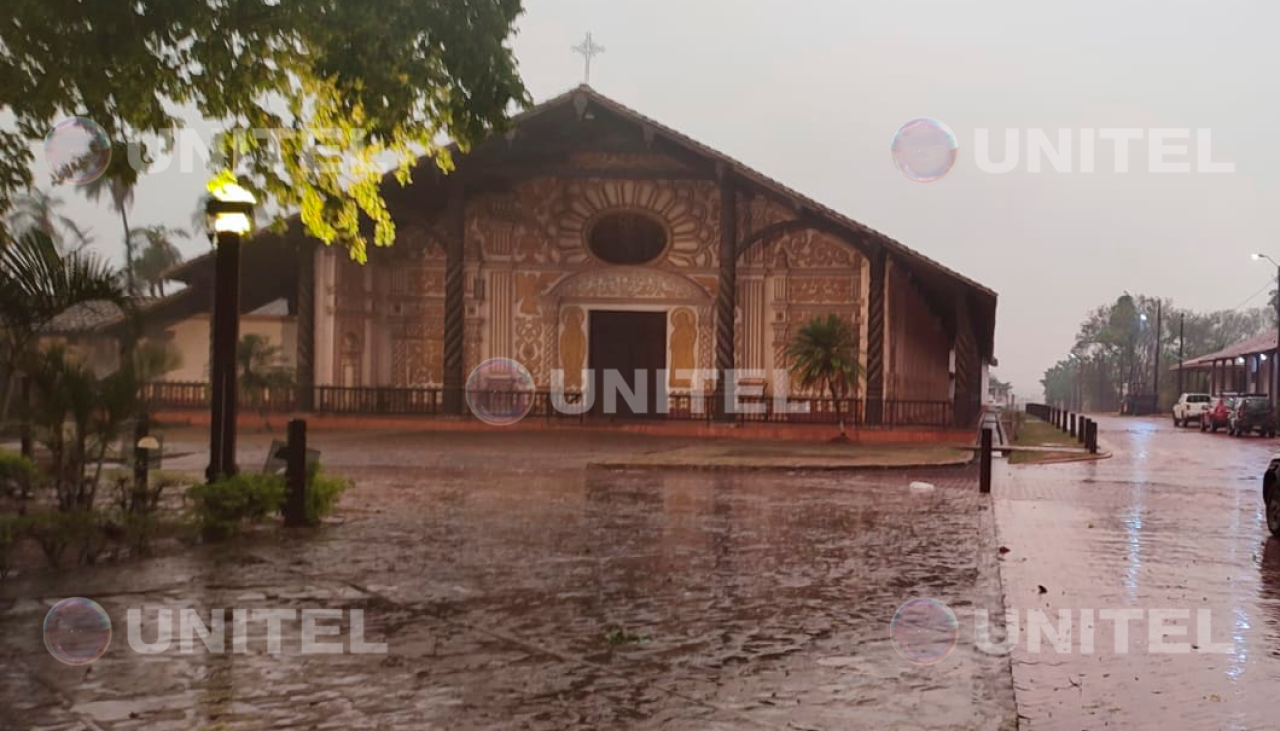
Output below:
[996,415,1280,730]
[0,430,1016,730]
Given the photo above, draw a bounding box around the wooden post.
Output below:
[1069,412,1076,438]
[19,376,31,459]
[133,414,150,492]
[442,183,466,415]
[979,427,993,494]
[1078,417,1087,445]
[295,245,316,412]
[285,418,308,527]
[1086,420,1098,454]
[713,170,738,422]
[865,250,887,425]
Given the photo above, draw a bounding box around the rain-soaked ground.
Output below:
[996,415,1280,730]
[0,429,1016,730]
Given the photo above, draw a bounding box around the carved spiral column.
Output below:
[713,171,738,421]
[865,249,887,424]
[295,244,316,411]
[442,184,466,414]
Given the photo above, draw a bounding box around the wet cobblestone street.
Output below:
[996,415,1280,730]
[0,430,1015,730]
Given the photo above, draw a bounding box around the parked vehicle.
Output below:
[1229,396,1276,437]
[1172,393,1212,427]
[1262,455,1280,536]
[1201,395,1238,433]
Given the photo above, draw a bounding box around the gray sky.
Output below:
[30,0,1280,398]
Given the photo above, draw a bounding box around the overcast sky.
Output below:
[29,0,1280,398]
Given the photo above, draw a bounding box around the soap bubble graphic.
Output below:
[44,597,112,666]
[466,358,536,426]
[890,118,958,183]
[890,597,958,664]
[44,117,112,185]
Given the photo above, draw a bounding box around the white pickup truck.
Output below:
[1172,393,1212,427]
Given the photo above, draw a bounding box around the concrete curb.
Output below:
[587,453,976,473]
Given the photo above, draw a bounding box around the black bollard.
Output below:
[19,376,32,459]
[284,419,308,527]
[1069,413,1077,438]
[1078,418,1088,445]
[979,427,993,494]
[1086,420,1098,454]
[133,414,151,494]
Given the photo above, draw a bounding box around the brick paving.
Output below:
[0,428,1014,730]
[995,415,1280,730]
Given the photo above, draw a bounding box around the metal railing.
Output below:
[140,381,965,428]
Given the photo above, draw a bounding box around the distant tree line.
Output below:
[1042,293,1272,411]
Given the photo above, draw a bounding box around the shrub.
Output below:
[306,470,351,523]
[0,451,38,512]
[111,470,191,515]
[189,473,285,541]
[23,510,108,567]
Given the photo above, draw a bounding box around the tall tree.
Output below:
[130,226,187,297]
[1,0,530,260]
[0,231,127,419]
[5,188,90,252]
[78,145,142,293]
[786,314,862,440]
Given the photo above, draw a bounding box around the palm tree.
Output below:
[6,188,91,252]
[237,334,295,430]
[785,314,863,440]
[130,226,187,296]
[79,141,143,293]
[0,230,127,420]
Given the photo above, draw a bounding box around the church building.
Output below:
[151,86,997,427]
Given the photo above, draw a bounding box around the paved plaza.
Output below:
[1,429,1014,730]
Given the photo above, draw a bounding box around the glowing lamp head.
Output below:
[136,436,160,451]
[1253,253,1263,261]
[205,181,257,237]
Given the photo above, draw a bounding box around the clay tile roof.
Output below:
[43,300,128,334]
[1179,331,1278,367]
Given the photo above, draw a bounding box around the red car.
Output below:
[1201,396,1238,432]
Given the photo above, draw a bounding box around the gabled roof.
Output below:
[517,86,996,299]
[159,85,998,355]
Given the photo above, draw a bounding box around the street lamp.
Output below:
[1252,253,1280,413]
[205,181,256,482]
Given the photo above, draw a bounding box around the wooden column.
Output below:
[295,245,315,411]
[952,294,974,427]
[442,184,466,414]
[713,171,738,421]
[864,249,887,425]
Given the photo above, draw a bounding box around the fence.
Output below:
[140,381,968,428]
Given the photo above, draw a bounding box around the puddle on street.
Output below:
[0,460,1014,730]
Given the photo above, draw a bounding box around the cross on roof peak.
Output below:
[571,32,605,85]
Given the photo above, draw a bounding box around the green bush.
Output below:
[0,451,39,510]
[306,470,351,523]
[189,473,286,541]
[23,510,107,567]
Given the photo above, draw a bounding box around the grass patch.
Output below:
[1010,417,1082,465]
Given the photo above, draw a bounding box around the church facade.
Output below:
[162,87,997,426]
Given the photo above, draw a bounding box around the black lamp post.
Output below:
[205,182,256,483]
